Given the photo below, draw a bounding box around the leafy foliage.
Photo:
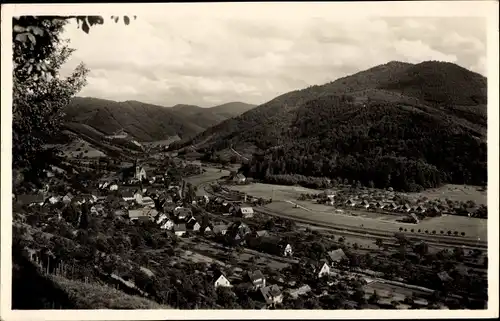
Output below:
[12,15,133,182]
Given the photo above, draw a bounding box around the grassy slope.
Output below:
[51,275,172,309]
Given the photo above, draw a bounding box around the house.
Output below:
[324,191,335,200]
[240,207,254,218]
[437,271,453,283]
[159,194,174,204]
[375,201,385,209]
[255,230,269,238]
[140,196,155,207]
[213,224,228,235]
[288,284,312,299]
[360,200,370,209]
[72,194,98,205]
[315,261,332,278]
[122,190,142,203]
[213,272,232,288]
[428,206,441,216]
[408,213,420,224]
[327,249,348,267]
[90,204,105,215]
[156,213,169,224]
[47,195,61,205]
[247,270,266,289]
[174,207,192,220]
[201,225,212,234]
[160,219,175,231]
[227,221,252,239]
[283,243,293,257]
[174,223,187,236]
[186,218,201,232]
[232,173,247,184]
[62,193,74,204]
[128,207,158,222]
[109,184,119,191]
[402,204,412,212]
[16,194,46,207]
[345,199,357,207]
[214,197,224,205]
[387,202,399,211]
[259,285,283,305]
[98,181,110,189]
[415,205,426,214]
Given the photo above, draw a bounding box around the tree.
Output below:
[12,15,134,182]
[375,238,383,249]
[413,241,429,257]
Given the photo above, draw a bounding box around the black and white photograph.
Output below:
[1,1,498,319]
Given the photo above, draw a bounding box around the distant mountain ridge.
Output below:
[63,98,256,142]
[176,60,487,192]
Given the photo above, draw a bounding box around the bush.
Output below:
[461,232,465,236]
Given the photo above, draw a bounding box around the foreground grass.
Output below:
[51,275,172,309]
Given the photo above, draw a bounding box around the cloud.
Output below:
[59,14,487,107]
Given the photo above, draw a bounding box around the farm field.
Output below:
[406,184,487,205]
[230,183,322,200]
[53,139,107,158]
[185,167,230,195]
[263,201,487,241]
[142,136,181,148]
[181,237,290,271]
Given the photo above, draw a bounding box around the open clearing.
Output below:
[59,139,107,158]
[230,183,321,200]
[407,184,487,205]
[185,167,230,195]
[264,201,487,241]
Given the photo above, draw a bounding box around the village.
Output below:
[11,146,488,310]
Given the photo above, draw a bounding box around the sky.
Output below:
[59,8,487,107]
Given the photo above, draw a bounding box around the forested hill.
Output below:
[63,98,256,142]
[179,60,487,192]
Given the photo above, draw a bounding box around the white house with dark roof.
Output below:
[315,261,332,278]
[283,244,293,257]
[213,272,232,288]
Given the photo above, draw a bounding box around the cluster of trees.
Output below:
[263,174,333,189]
